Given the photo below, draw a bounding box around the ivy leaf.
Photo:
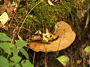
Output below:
[0,55,9,67]
[56,55,69,66]
[21,60,34,67]
[16,40,28,47]
[0,43,14,54]
[19,48,29,59]
[84,46,90,53]
[10,55,21,63]
[0,33,12,41]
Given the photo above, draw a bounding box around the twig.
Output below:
[11,1,41,43]
[17,1,41,35]
[33,51,36,65]
[45,52,48,67]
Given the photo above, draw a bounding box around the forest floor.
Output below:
[0,0,90,67]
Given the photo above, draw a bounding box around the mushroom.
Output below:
[29,21,76,52]
[28,21,76,67]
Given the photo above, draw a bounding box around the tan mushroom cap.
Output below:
[29,21,76,52]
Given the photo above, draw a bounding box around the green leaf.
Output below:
[21,60,34,67]
[11,46,18,55]
[9,62,16,67]
[0,55,9,67]
[56,55,69,66]
[15,64,21,67]
[16,40,28,47]
[10,55,21,63]
[0,33,12,41]
[0,43,14,54]
[84,46,90,52]
[19,48,29,59]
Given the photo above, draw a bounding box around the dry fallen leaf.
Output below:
[30,28,58,43]
[0,12,9,25]
[0,0,17,17]
[12,1,18,12]
[30,35,42,41]
[42,34,49,43]
[48,0,54,5]
[29,21,76,52]
[0,23,8,30]
[42,28,58,43]
[35,30,42,34]
[18,35,23,40]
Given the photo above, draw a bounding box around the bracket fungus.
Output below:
[29,21,76,52]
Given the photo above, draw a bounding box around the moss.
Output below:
[18,8,28,16]
[17,0,88,34]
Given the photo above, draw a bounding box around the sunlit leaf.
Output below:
[56,55,69,66]
[21,60,34,67]
[10,55,21,63]
[0,12,9,25]
[9,62,16,67]
[16,40,28,47]
[0,43,14,54]
[0,33,12,41]
[84,46,90,52]
[0,55,9,67]
[15,64,21,67]
[19,48,29,59]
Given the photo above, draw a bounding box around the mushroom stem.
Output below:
[45,52,47,67]
[33,51,36,65]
